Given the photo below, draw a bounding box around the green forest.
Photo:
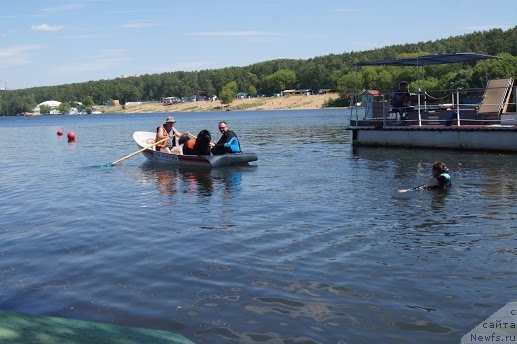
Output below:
[1,26,517,115]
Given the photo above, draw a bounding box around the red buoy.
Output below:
[57,130,63,136]
[67,132,76,142]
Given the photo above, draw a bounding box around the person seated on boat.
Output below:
[181,130,212,155]
[155,116,183,153]
[210,121,241,155]
[398,162,451,192]
[392,81,411,120]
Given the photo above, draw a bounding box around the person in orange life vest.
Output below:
[181,130,212,155]
[155,116,185,153]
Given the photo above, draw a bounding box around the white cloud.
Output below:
[465,24,511,31]
[52,49,129,75]
[121,21,158,29]
[248,38,275,44]
[0,28,16,38]
[189,31,279,37]
[67,33,99,39]
[170,61,213,71]
[144,61,214,75]
[351,41,383,49]
[332,8,360,13]
[44,3,84,13]
[32,24,64,32]
[0,45,43,69]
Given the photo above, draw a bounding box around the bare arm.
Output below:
[398,182,428,193]
[172,127,182,137]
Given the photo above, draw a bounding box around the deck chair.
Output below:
[477,78,514,122]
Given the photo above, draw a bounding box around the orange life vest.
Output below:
[186,139,196,150]
[155,127,169,147]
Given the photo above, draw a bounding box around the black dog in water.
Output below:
[182,130,212,155]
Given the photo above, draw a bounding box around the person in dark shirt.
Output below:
[398,162,451,192]
[210,121,241,155]
[392,81,411,120]
[426,162,451,189]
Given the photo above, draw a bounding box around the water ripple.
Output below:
[0,111,515,343]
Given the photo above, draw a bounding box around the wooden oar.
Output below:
[108,136,169,166]
[185,131,197,139]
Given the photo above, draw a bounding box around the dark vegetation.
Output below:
[1,27,517,115]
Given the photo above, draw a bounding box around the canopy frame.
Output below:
[353,52,500,126]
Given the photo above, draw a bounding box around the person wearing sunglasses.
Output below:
[210,121,241,155]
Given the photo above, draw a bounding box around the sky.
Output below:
[1,0,516,89]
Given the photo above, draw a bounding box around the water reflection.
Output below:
[429,189,450,212]
[352,146,517,197]
[139,162,252,199]
[3,111,515,344]
[253,124,349,147]
[351,146,517,254]
[154,167,181,197]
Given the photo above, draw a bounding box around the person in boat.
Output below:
[181,130,212,155]
[398,162,451,192]
[155,116,184,153]
[210,121,241,155]
[392,81,411,120]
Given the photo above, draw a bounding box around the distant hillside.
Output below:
[1,26,517,115]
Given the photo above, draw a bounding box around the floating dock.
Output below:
[350,125,517,152]
[350,53,517,152]
[0,309,194,344]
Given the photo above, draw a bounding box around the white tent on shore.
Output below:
[32,100,61,114]
[34,100,61,112]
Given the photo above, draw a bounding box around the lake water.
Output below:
[0,109,515,343]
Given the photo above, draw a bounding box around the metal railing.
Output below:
[352,85,516,127]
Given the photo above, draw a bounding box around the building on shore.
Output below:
[281,89,313,96]
[161,96,182,105]
[362,90,389,119]
[318,89,337,94]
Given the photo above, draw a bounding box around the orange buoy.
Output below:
[57,130,63,136]
[67,132,76,142]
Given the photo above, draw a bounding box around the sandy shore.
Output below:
[97,93,340,114]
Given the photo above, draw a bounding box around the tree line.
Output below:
[1,26,517,115]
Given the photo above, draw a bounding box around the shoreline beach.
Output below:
[96,93,340,114]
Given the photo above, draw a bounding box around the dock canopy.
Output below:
[356,52,500,67]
